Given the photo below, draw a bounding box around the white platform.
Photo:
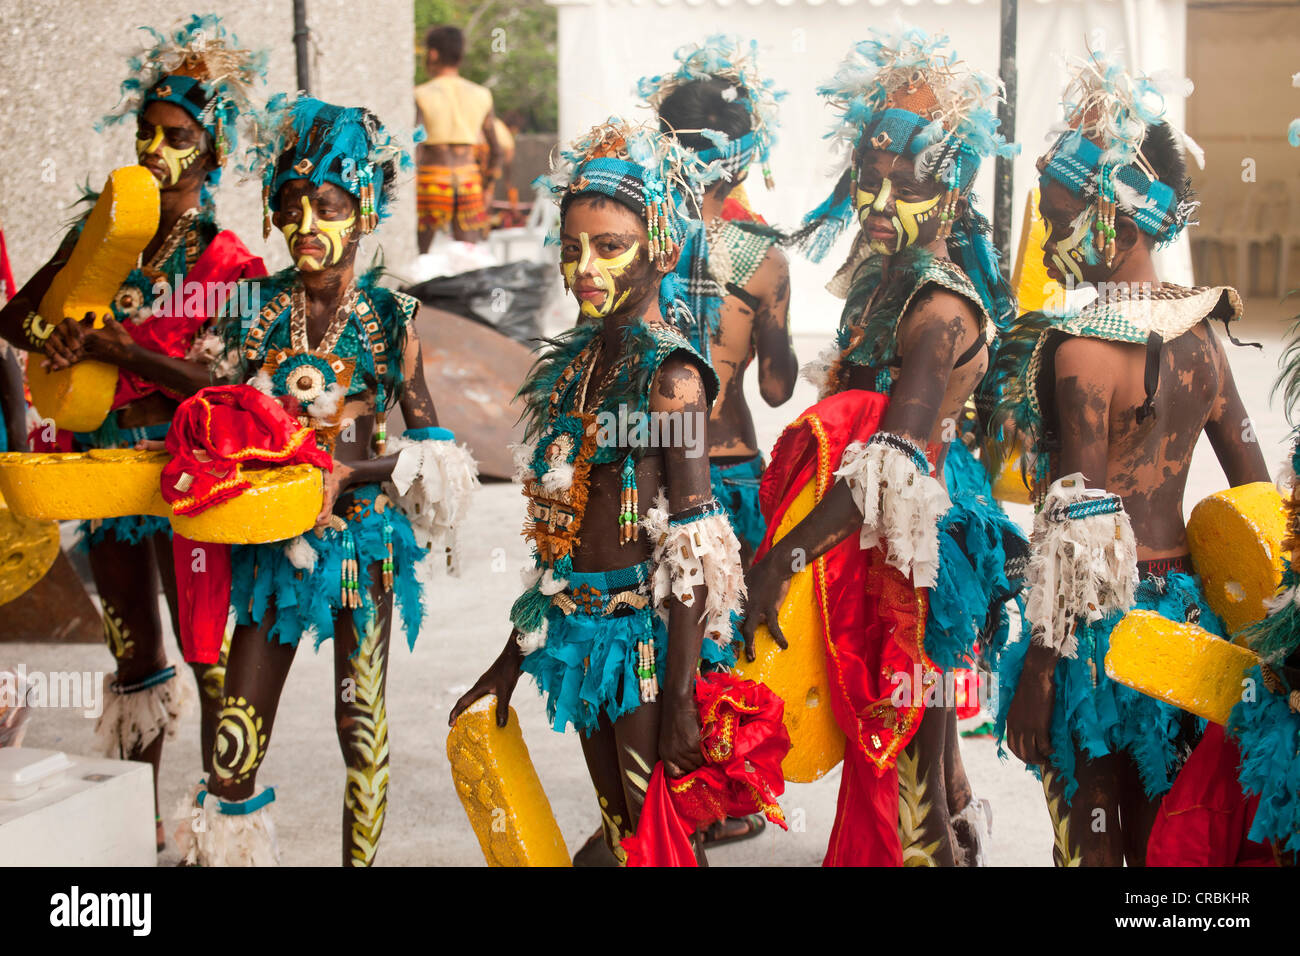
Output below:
[0,752,155,866]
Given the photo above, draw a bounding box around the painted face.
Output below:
[1039,179,1106,287]
[854,150,945,255]
[276,182,359,272]
[559,197,655,320]
[135,101,207,189]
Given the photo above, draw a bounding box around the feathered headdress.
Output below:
[100,14,267,186]
[535,118,725,352]
[636,34,785,190]
[246,93,416,239]
[798,27,1015,263]
[1040,37,1200,263]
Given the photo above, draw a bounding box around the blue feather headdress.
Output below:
[246,94,416,239]
[798,27,1016,264]
[534,118,725,355]
[1040,38,1200,257]
[636,34,785,190]
[99,14,267,190]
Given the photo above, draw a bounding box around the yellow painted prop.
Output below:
[0,489,59,607]
[1186,482,1286,635]
[734,480,846,783]
[991,448,1033,505]
[1105,609,1259,725]
[26,166,161,432]
[447,696,571,867]
[1011,188,1066,314]
[0,451,322,544]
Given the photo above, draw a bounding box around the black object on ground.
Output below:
[404,261,551,347]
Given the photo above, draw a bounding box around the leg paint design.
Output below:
[342,616,390,867]
[897,746,942,867]
[102,601,135,660]
[1042,769,1082,867]
[212,695,268,787]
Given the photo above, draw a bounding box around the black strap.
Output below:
[1136,332,1161,424]
[725,281,761,313]
[953,336,987,370]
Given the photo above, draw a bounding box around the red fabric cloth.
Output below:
[163,384,332,664]
[756,389,936,867]
[622,764,700,868]
[1146,723,1277,867]
[622,673,792,867]
[113,229,266,409]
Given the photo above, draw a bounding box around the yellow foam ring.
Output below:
[991,445,1033,505]
[0,450,169,520]
[0,490,60,607]
[0,452,322,544]
[1011,188,1066,315]
[27,166,160,432]
[734,479,847,783]
[447,696,571,867]
[170,464,323,544]
[1104,609,1260,725]
[1187,482,1286,636]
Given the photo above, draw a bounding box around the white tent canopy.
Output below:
[550,0,1190,331]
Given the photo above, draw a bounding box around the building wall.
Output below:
[0,0,416,289]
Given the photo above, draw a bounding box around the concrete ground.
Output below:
[9,297,1296,867]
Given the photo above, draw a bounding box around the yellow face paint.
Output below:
[560,233,640,318]
[855,177,941,254]
[282,194,357,272]
[1047,206,1100,285]
[136,126,200,187]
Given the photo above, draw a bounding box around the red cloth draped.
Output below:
[113,229,267,409]
[1146,723,1277,867]
[163,384,332,663]
[755,389,936,867]
[622,673,791,867]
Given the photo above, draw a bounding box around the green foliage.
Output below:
[414,0,558,132]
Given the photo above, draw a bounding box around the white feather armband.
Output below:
[383,431,480,568]
[834,434,951,587]
[640,493,746,654]
[1025,473,1138,658]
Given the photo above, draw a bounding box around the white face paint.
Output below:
[1048,206,1102,284]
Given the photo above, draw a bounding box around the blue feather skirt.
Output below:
[229,483,426,651]
[520,561,735,736]
[927,450,1028,671]
[1228,664,1300,854]
[709,454,767,555]
[996,570,1223,804]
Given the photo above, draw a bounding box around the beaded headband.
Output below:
[799,27,1015,262]
[100,14,267,185]
[637,35,784,189]
[1040,40,1199,259]
[248,93,415,239]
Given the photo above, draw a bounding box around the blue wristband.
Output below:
[404,426,455,442]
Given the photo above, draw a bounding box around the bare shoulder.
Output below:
[1054,335,1125,383]
[650,353,706,413]
[899,286,980,353]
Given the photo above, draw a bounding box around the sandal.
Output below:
[701,813,766,847]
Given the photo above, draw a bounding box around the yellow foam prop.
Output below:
[0,451,322,544]
[0,489,60,607]
[1104,609,1259,725]
[26,165,160,432]
[991,447,1033,505]
[1011,188,1066,314]
[735,480,846,783]
[447,696,571,867]
[1186,482,1286,635]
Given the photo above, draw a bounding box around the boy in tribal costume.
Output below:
[740,28,1026,867]
[0,14,267,850]
[639,35,798,570]
[449,119,747,865]
[994,44,1268,866]
[1145,101,1300,867]
[172,96,478,866]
